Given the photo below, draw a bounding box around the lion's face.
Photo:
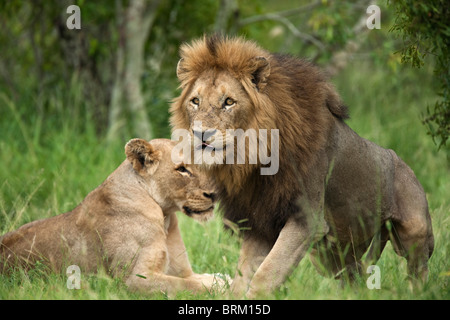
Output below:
[185,70,254,138]
[176,70,266,167]
[177,70,255,167]
[171,36,273,170]
[125,138,216,222]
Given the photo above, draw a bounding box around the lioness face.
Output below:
[125,138,216,222]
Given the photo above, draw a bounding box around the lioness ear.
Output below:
[250,56,270,91]
[125,139,162,175]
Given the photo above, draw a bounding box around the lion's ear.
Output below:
[176,58,187,81]
[250,56,270,91]
[125,139,162,175]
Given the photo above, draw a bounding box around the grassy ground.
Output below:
[0,60,448,300]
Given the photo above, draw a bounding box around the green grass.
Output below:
[0,60,449,300]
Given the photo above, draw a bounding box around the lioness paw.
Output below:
[190,273,232,293]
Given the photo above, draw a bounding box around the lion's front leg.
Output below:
[246,216,327,298]
[230,235,273,297]
[165,214,231,292]
[125,243,218,297]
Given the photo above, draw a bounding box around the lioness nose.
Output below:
[203,192,216,201]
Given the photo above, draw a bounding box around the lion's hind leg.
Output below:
[389,214,434,284]
[364,224,389,266]
[390,156,434,284]
[311,236,375,283]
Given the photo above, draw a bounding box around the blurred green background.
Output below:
[0,0,448,299]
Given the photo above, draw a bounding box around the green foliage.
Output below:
[390,0,450,149]
[238,0,372,62]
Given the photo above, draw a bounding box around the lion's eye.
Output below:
[223,97,235,108]
[191,97,200,105]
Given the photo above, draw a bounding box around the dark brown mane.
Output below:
[170,35,349,240]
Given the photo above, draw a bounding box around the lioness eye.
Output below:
[176,166,191,176]
[191,97,200,105]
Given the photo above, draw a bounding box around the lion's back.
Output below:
[271,53,349,120]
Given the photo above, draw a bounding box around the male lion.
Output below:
[170,35,434,297]
[0,138,225,296]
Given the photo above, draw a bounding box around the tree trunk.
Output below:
[214,0,238,34]
[108,0,161,141]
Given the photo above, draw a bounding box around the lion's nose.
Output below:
[203,192,216,202]
[192,129,217,143]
